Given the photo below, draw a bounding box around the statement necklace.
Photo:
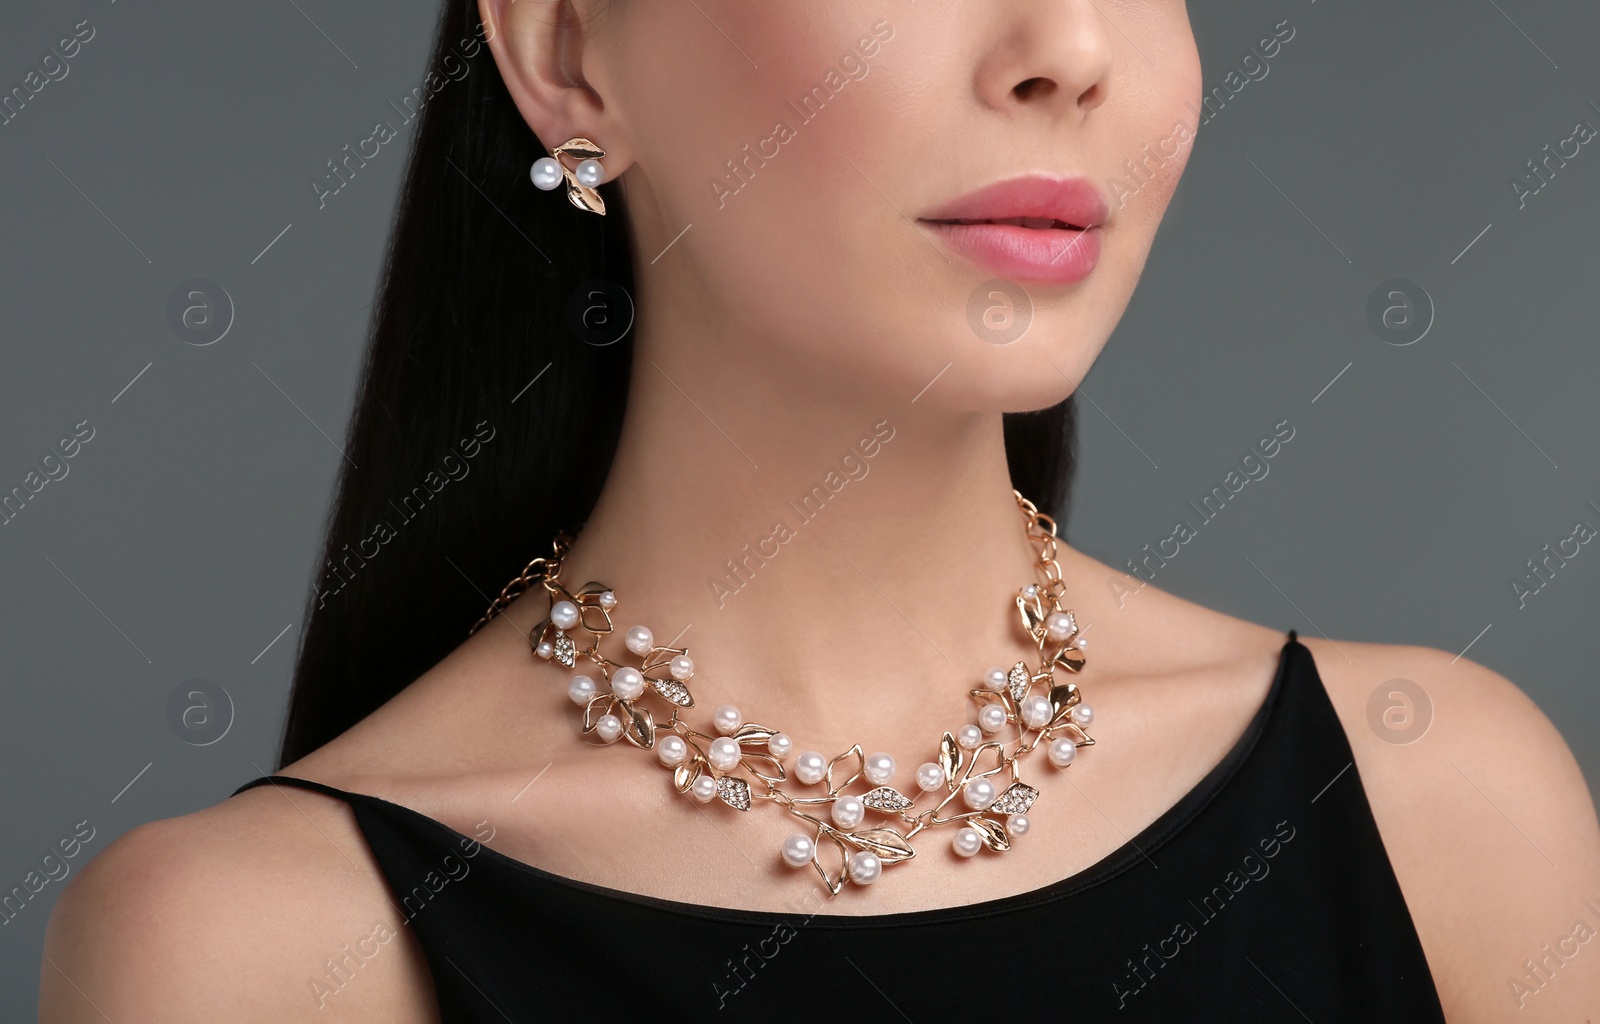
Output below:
[470,491,1095,895]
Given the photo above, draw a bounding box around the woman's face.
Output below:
[583,0,1201,411]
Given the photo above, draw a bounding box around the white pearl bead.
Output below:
[595,714,623,743]
[831,795,865,830]
[708,736,742,771]
[1021,694,1054,729]
[768,732,793,759]
[795,751,827,785]
[982,666,1008,692]
[915,762,946,792]
[963,777,997,811]
[535,641,554,660]
[1007,813,1031,837]
[625,625,654,656]
[1077,637,1088,648]
[1023,584,1039,599]
[575,158,604,187]
[1071,704,1095,727]
[956,725,983,749]
[598,590,617,609]
[1046,611,1074,641]
[567,674,596,705]
[978,704,1008,733]
[669,655,695,681]
[691,774,717,803]
[864,752,895,786]
[550,600,580,631]
[657,734,688,767]
[714,704,743,735]
[610,666,645,701]
[1048,736,1077,767]
[849,851,882,885]
[781,833,814,868]
[952,827,983,857]
[530,156,562,190]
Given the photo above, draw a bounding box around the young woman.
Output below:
[42,1,1600,1020]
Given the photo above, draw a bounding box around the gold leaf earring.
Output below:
[530,137,607,216]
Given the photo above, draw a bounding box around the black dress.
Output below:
[232,634,1446,1022]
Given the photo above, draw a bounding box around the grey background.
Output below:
[3,0,1597,1015]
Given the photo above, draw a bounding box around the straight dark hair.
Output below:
[278,0,1078,766]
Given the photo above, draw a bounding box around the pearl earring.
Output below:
[530,137,608,216]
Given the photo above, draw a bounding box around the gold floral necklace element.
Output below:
[470,490,1094,895]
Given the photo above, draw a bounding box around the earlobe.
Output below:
[477,0,633,177]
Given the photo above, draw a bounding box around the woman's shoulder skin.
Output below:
[42,570,1600,1022]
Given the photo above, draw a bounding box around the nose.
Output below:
[973,0,1114,119]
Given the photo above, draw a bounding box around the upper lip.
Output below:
[920,175,1108,230]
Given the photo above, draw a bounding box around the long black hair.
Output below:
[277,0,1078,766]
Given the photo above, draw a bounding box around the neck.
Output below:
[558,308,1049,751]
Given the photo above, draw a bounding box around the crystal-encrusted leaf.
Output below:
[650,678,694,708]
[553,632,577,668]
[621,703,655,749]
[860,787,914,813]
[1007,660,1031,702]
[826,745,865,794]
[966,816,1010,852]
[716,776,752,811]
[846,827,916,864]
[939,731,962,792]
[742,752,786,784]
[990,782,1038,815]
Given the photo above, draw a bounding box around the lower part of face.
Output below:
[597,0,1202,412]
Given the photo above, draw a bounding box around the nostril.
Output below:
[1013,76,1057,101]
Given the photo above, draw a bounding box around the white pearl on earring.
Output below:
[1048,737,1078,767]
[657,734,688,767]
[795,751,827,785]
[669,655,695,680]
[981,667,1008,692]
[831,795,865,830]
[598,590,617,610]
[1071,704,1095,727]
[952,827,983,857]
[781,833,814,868]
[625,625,654,655]
[530,156,562,190]
[768,732,793,759]
[963,777,998,810]
[978,704,1008,733]
[575,158,604,187]
[915,762,946,792]
[956,725,983,749]
[595,714,623,743]
[550,600,580,631]
[713,704,743,735]
[567,675,596,705]
[610,666,645,701]
[849,851,882,885]
[864,752,895,786]
[1021,695,1054,729]
[1007,813,1031,837]
[691,774,717,803]
[708,736,741,771]
[1046,611,1075,641]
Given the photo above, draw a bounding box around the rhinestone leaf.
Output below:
[990,782,1038,815]
[847,828,916,864]
[860,787,914,813]
[717,776,752,811]
[1007,661,1031,702]
[553,632,576,668]
[650,678,694,707]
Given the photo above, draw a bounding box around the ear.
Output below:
[477,0,633,178]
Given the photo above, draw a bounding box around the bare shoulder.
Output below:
[41,779,436,1023]
[1299,636,1600,1021]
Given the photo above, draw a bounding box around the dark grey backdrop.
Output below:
[3,0,1597,1015]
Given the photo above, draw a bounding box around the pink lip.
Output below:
[919,175,1108,284]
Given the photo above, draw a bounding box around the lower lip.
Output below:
[922,222,1102,284]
